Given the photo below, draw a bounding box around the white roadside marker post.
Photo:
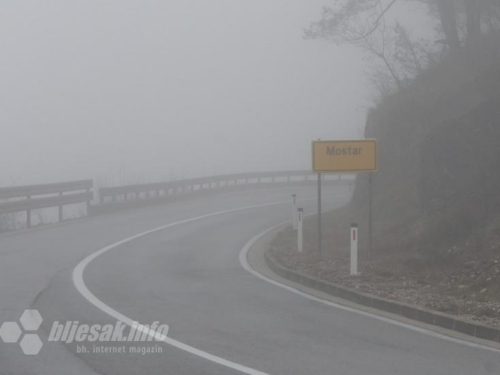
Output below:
[292,194,298,230]
[350,223,358,276]
[297,208,304,252]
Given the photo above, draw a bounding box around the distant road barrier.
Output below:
[98,170,352,205]
[0,180,93,228]
[0,171,353,230]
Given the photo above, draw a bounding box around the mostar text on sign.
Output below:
[312,139,377,172]
[326,146,363,156]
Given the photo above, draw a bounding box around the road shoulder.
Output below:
[245,224,500,351]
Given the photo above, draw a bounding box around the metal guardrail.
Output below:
[0,180,93,228]
[99,170,352,204]
[0,171,352,229]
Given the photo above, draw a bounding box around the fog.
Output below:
[0,1,372,186]
[4,2,499,374]
[0,1,431,187]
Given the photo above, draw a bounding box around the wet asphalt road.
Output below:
[1,185,499,375]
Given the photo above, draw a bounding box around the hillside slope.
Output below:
[271,63,500,325]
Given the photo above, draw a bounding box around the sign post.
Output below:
[312,139,377,260]
[368,174,373,258]
[317,173,322,257]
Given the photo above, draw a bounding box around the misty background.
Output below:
[0,1,427,186]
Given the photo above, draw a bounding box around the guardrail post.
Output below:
[291,194,298,230]
[58,192,63,222]
[297,208,303,252]
[86,188,91,214]
[27,195,31,229]
[350,223,358,276]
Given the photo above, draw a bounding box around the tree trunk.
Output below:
[464,0,482,61]
[436,0,461,55]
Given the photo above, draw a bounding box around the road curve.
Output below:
[1,185,499,375]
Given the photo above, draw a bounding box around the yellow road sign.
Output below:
[312,139,377,172]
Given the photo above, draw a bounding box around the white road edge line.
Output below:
[73,198,329,375]
[238,219,500,354]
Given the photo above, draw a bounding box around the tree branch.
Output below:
[347,0,399,42]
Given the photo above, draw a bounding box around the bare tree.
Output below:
[307,0,500,63]
[433,0,461,54]
[305,1,435,95]
[305,1,404,89]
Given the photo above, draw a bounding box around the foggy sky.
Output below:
[0,1,425,187]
